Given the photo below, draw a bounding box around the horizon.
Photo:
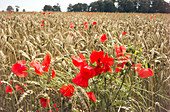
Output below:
[0,0,170,12]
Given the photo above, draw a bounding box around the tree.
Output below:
[15,5,20,12]
[43,5,53,11]
[104,0,116,12]
[53,3,61,12]
[67,4,73,12]
[118,0,135,12]
[138,0,150,13]
[23,9,25,12]
[6,6,14,11]
[72,3,88,12]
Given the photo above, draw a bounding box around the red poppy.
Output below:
[122,31,127,36]
[5,86,12,94]
[40,98,50,108]
[115,64,123,72]
[93,22,97,25]
[102,53,114,73]
[94,66,103,76]
[48,12,51,14]
[42,12,45,15]
[113,45,126,56]
[29,59,44,76]
[42,20,45,24]
[135,63,142,72]
[95,8,97,11]
[10,10,13,13]
[21,15,24,18]
[87,91,96,102]
[15,85,24,93]
[72,65,95,87]
[42,54,51,72]
[70,22,74,28]
[100,34,107,42]
[41,24,44,27]
[71,53,87,68]
[83,21,88,26]
[84,24,88,29]
[59,84,74,97]
[53,103,57,108]
[71,33,74,37]
[51,69,56,79]
[90,51,104,64]
[11,60,28,77]
[0,79,1,85]
[139,68,154,78]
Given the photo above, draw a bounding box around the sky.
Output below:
[0,0,169,12]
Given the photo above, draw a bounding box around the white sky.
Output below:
[0,0,169,12]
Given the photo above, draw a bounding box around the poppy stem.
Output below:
[108,72,126,108]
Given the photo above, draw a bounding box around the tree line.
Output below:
[67,0,170,13]
[5,0,170,13]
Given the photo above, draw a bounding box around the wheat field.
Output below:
[0,12,169,112]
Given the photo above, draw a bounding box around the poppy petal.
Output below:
[139,68,154,78]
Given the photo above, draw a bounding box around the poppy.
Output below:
[84,24,88,29]
[48,12,51,14]
[11,60,28,77]
[51,69,56,79]
[90,51,104,64]
[135,63,142,72]
[42,54,51,72]
[10,10,13,13]
[59,84,74,97]
[5,86,12,94]
[95,8,97,11]
[40,98,50,108]
[100,34,107,42]
[94,66,103,76]
[15,85,24,93]
[71,53,87,68]
[87,92,96,102]
[93,22,97,25]
[139,68,154,78]
[70,22,74,28]
[53,103,57,108]
[29,59,44,76]
[41,24,44,27]
[102,53,114,73]
[114,45,126,56]
[115,64,123,72]
[83,21,88,26]
[122,31,127,36]
[42,12,45,15]
[72,65,95,87]
[0,79,1,85]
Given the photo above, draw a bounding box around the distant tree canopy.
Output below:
[43,3,61,12]
[6,6,14,11]
[67,0,170,13]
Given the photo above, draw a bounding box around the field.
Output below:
[0,12,169,112]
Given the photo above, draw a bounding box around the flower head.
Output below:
[139,68,154,78]
[29,59,44,76]
[15,85,24,93]
[100,34,107,42]
[11,60,28,77]
[5,86,12,94]
[87,91,96,102]
[59,84,74,97]
[40,98,50,108]
[42,54,51,72]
